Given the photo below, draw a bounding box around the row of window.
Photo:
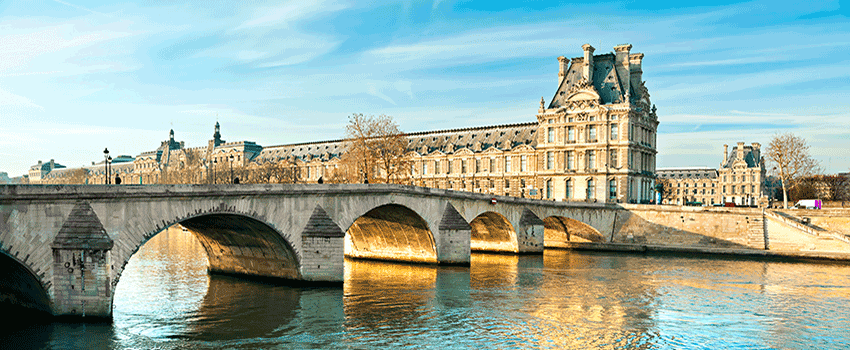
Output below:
[545,124,620,144]
[543,178,618,200]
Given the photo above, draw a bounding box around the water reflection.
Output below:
[5,227,850,349]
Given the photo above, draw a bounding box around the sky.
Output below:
[1,0,849,177]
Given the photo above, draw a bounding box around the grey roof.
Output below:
[722,145,761,168]
[549,53,635,108]
[259,122,539,161]
[406,122,537,155]
[657,167,718,179]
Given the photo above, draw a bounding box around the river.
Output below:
[4,228,850,349]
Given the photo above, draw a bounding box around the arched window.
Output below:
[546,179,553,199]
[565,179,572,199]
[587,178,595,200]
[609,179,617,200]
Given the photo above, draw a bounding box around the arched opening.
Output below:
[543,216,605,248]
[113,213,300,316]
[345,204,437,264]
[0,251,51,317]
[179,214,301,280]
[112,222,304,343]
[469,211,517,253]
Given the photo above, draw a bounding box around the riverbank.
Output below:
[559,242,850,263]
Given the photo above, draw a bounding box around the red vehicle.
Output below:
[724,202,736,207]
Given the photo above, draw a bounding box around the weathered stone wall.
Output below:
[614,204,765,249]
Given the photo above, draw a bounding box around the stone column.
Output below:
[50,202,114,318]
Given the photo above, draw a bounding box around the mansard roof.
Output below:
[406,122,537,155]
[657,167,718,179]
[550,54,622,107]
[722,145,761,168]
[261,121,539,160]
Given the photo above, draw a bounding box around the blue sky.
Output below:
[1,0,848,177]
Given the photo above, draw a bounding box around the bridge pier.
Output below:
[436,204,472,265]
[50,202,114,318]
[516,209,545,254]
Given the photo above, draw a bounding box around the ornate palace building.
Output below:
[657,142,766,206]
[28,43,659,204]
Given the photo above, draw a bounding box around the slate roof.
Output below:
[656,167,718,180]
[722,145,761,168]
[548,53,638,108]
[259,122,539,161]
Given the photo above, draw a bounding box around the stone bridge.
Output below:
[0,184,618,318]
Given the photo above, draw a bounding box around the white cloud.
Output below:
[235,0,349,30]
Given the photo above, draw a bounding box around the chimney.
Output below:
[582,44,595,81]
[736,141,745,160]
[557,56,568,87]
[629,53,644,100]
[613,44,631,94]
[722,144,728,165]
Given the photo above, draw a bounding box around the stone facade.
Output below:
[29,44,658,203]
[658,142,766,206]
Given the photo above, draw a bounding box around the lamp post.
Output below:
[103,148,110,184]
[212,158,217,184]
[229,154,234,184]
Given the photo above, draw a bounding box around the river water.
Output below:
[5,228,850,349]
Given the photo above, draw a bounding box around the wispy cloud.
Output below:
[50,0,112,17]
[235,0,349,30]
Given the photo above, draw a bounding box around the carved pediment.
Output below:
[455,148,474,156]
[482,146,503,154]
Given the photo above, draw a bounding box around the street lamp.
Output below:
[212,158,217,184]
[103,148,110,184]
[229,154,234,184]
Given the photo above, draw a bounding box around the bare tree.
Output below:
[339,113,410,184]
[765,133,820,208]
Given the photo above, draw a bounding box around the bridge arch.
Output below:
[344,204,437,264]
[114,210,302,299]
[543,216,605,248]
[0,250,52,316]
[469,211,518,253]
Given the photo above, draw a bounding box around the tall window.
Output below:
[546,179,553,199]
[520,155,527,172]
[567,151,574,170]
[587,179,595,200]
[568,127,575,142]
[546,151,554,170]
[587,150,596,169]
[489,158,495,173]
[423,162,428,174]
[610,152,618,168]
[505,179,510,188]
[565,179,573,199]
[548,127,554,143]
[610,123,619,140]
[435,160,440,174]
[609,179,617,200]
[461,160,467,174]
[588,125,597,142]
[505,156,511,173]
[475,158,481,173]
[447,160,453,174]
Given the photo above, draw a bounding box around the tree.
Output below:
[765,132,820,208]
[338,113,410,184]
